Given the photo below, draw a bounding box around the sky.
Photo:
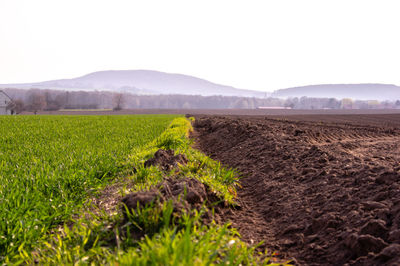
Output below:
[1,0,400,92]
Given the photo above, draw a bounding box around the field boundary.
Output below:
[17,117,286,265]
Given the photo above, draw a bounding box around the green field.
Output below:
[0,115,177,262]
[0,115,280,265]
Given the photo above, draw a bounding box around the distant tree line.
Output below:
[3,88,400,113]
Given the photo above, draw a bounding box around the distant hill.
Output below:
[272,84,400,101]
[0,70,267,98]
[4,72,400,101]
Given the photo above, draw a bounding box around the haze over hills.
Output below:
[272,84,400,101]
[2,70,400,101]
[0,70,267,98]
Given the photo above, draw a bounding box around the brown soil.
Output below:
[193,115,400,265]
[123,149,221,221]
[122,177,214,214]
[144,149,188,171]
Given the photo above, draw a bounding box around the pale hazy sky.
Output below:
[1,0,400,92]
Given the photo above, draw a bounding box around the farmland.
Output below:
[194,114,400,265]
[0,115,272,265]
[0,115,177,262]
[5,112,400,264]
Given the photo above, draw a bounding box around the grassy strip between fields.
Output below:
[13,117,287,265]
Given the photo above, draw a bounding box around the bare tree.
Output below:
[27,92,46,114]
[14,99,25,114]
[54,93,67,109]
[113,93,124,111]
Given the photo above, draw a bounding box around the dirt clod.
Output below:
[144,149,187,171]
[375,244,400,263]
[122,191,163,212]
[122,177,221,219]
[360,219,389,239]
[159,177,207,205]
[344,233,388,258]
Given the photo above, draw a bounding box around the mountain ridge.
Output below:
[0,70,267,98]
[2,70,400,100]
[272,83,400,101]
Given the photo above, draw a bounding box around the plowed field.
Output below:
[194,114,400,265]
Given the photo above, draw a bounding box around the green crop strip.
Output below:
[0,115,179,263]
[126,117,240,203]
[10,117,288,265]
